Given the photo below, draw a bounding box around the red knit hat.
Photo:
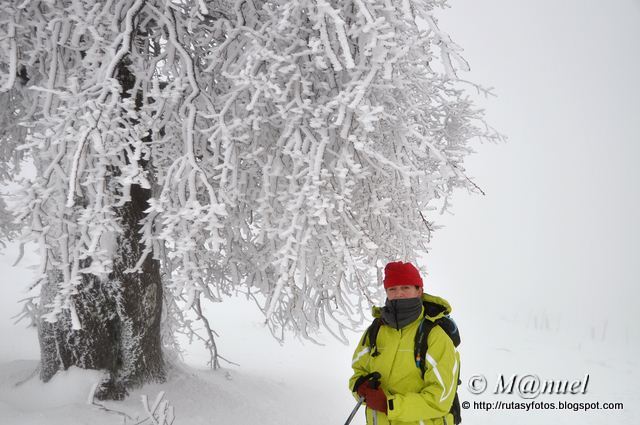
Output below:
[383,261,423,288]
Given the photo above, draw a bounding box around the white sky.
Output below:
[422,0,640,336]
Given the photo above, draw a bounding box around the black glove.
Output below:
[353,371,382,394]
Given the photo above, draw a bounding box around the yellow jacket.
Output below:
[349,294,460,425]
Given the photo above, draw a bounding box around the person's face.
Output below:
[385,285,423,300]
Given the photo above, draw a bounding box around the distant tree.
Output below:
[0,0,498,398]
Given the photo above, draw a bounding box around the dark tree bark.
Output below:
[37,61,165,400]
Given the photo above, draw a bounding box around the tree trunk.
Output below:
[38,191,165,398]
[37,62,165,400]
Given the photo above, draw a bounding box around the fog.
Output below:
[422,0,640,341]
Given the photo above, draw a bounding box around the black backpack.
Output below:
[363,302,462,424]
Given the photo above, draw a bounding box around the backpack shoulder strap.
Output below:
[363,317,382,357]
[414,308,462,425]
[414,315,461,376]
[414,317,436,376]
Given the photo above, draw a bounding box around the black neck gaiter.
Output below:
[381,297,423,330]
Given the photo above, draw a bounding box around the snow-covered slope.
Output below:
[1,290,638,425]
[0,359,348,425]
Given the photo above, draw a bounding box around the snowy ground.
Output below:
[1,240,638,425]
[1,310,638,425]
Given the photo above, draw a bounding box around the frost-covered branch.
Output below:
[1,0,498,354]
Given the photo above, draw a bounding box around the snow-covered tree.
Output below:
[0,0,498,398]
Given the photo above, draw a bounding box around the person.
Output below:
[349,261,460,425]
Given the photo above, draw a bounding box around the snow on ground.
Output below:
[1,241,639,424]
[1,281,638,425]
[1,223,639,425]
[0,358,339,425]
[0,242,361,425]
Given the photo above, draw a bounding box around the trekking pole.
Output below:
[344,372,382,425]
[343,397,364,425]
[370,380,380,425]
